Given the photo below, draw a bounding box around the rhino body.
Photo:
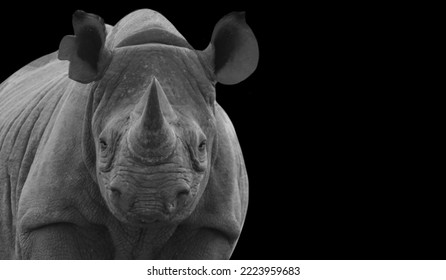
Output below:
[0,9,258,259]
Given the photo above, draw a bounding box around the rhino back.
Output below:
[0,52,74,258]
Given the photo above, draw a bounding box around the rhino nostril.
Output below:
[175,188,190,207]
[164,188,190,214]
[177,189,190,198]
[167,201,177,213]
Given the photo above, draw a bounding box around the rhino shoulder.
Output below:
[0,52,62,88]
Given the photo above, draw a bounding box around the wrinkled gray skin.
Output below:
[0,9,257,259]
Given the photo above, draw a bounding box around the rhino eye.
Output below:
[99,139,108,151]
[198,139,207,152]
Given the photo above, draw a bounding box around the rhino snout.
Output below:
[106,180,191,224]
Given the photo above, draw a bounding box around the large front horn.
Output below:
[128,77,176,160]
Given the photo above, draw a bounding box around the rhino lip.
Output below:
[105,193,166,225]
[138,217,159,224]
[127,212,168,226]
[125,206,172,225]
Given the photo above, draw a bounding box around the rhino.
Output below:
[0,9,258,259]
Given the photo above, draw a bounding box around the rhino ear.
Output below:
[58,10,111,84]
[204,12,259,85]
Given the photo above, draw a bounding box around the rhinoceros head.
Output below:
[58,10,258,226]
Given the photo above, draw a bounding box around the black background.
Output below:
[0,3,441,260]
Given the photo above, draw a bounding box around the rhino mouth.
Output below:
[108,198,179,226]
[105,181,194,226]
[126,212,169,226]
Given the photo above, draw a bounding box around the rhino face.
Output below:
[91,47,215,226]
[58,10,258,226]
